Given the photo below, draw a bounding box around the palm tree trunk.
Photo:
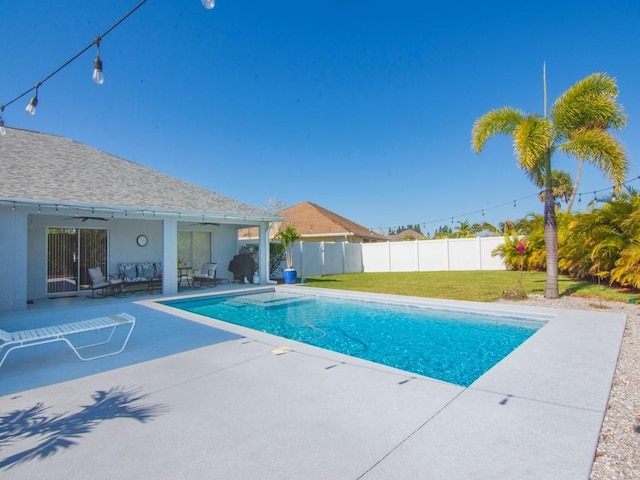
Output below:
[543,151,560,298]
[566,158,584,212]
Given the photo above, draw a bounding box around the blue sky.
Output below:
[2,0,639,235]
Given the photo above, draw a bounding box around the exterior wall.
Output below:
[213,225,241,283]
[20,215,243,304]
[0,207,28,312]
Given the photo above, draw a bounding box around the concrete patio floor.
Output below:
[0,285,626,479]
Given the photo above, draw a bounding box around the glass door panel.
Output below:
[47,228,78,294]
[46,228,108,294]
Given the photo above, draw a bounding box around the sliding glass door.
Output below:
[178,231,212,271]
[47,228,108,294]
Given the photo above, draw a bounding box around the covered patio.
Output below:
[0,127,280,313]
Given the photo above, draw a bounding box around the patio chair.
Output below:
[192,262,218,288]
[87,266,123,298]
[0,313,136,369]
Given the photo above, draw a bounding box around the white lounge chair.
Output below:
[0,313,136,368]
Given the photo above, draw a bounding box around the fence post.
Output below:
[446,238,450,271]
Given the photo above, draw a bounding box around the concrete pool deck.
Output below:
[0,285,626,479]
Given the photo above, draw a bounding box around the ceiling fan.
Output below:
[189,222,220,226]
[62,216,110,222]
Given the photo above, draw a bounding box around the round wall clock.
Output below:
[136,234,148,247]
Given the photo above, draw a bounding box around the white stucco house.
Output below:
[0,127,280,313]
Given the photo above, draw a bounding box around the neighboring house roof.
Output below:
[388,229,426,241]
[280,201,387,242]
[0,127,278,221]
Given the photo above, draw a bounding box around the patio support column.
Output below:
[0,208,28,312]
[162,219,178,295]
[258,221,270,284]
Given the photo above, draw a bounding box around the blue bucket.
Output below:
[283,269,297,284]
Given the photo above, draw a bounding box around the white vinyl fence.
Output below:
[289,237,506,277]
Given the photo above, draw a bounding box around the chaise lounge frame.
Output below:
[0,313,136,369]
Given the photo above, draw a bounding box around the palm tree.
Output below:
[534,169,573,207]
[472,72,628,298]
[454,220,475,238]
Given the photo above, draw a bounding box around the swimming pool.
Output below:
[162,290,546,386]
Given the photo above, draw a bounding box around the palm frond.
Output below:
[559,129,628,187]
[471,107,526,153]
[513,115,551,172]
[552,72,627,135]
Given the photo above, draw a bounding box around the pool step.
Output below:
[224,293,313,309]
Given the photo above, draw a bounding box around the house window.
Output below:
[178,231,212,270]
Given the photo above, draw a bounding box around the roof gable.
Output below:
[281,201,386,241]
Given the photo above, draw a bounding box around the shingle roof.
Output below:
[388,229,426,241]
[281,201,387,241]
[0,127,276,220]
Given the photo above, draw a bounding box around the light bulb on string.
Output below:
[25,85,40,115]
[0,105,5,136]
[92,37,104,85]
[201,0,215,9]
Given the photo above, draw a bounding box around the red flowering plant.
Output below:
[500,237,529,300]
[515,240,527,289]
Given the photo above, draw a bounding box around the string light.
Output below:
[25,84,40,116]
[0,106,5,136]
[374,176,640,234]
[92,37,104,85]
[0,1,216,130]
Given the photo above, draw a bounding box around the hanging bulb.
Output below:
[201,0,215,9]
[92,38,104,85]
[25,95,38,115]
[93,57,104,85]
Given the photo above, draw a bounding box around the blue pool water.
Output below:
[162,291,545,386]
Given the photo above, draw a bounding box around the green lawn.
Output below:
[300,271,637,303]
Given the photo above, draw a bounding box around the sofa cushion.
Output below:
[154,261,163,279]
[119,263,138,281]
[138,262,155,279]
